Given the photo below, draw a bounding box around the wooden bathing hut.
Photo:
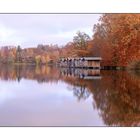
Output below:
[59,57,102,69]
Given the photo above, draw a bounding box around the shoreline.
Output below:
[0,63,140,71]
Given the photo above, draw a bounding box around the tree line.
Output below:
[1,14,140,68]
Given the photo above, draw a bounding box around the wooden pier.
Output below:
[59,57,102,69]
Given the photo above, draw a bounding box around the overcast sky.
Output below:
[0,14,101,48]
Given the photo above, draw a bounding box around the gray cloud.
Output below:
[0,14,101,48]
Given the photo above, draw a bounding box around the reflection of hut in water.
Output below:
[60,68,102,79]
[59,57,102,69]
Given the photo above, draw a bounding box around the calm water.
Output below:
[0,65,140,126]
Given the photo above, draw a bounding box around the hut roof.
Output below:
[82,57,102,61]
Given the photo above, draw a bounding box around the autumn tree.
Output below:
[90,71,140,126]
[93,14,140,67]
[35,55,41,65]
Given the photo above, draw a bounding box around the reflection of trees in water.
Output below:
[15,64,22,82]
[68,83,90,101]
[128,70,140,80]
[73,85,90,101]
[67,83,90,101]
[1,65,140,126]
[64,70,140,126]
[0,64,60,83]
[89,71,140,126]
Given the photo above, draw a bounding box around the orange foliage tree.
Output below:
[93,14,140,67]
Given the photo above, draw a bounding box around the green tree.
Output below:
[16,45,22,62]
[73,31,90,50]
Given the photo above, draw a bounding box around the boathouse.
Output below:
[59,57,102,69]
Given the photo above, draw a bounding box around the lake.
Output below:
[0,65,140,126]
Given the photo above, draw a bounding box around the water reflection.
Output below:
[60,68,101,79]
[0,65,140,126]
